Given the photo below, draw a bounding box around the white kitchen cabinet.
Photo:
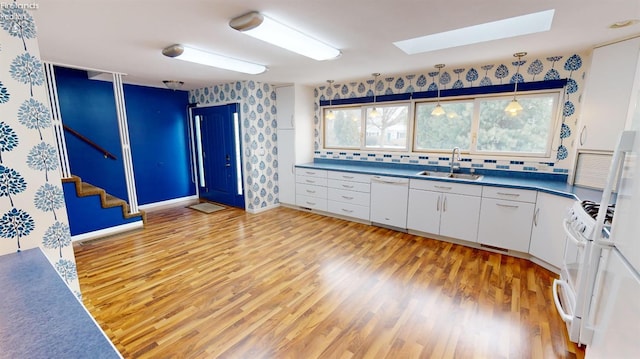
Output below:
[327,171,371,221]
[578,36,640,151]
[370,176,409,228]
[276,84,314,205]
[529,192,574,268]
[407,179,482,243]
[295,169,328,211]
[478,187,537,252]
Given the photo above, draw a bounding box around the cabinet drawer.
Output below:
[410,179,481,196]
[328,188,370,206]
[327,171,371,183]
[295,168,327,178]
[481,186,537,203]
[327,201,370,221]
[296,183,327,198]
[296,175,328,187]
[296,195,327,211]
[328,179,370,193]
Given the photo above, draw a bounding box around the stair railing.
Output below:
[63,124,117,160]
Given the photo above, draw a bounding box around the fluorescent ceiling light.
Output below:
[229,11,341,61]
[394,9,555,54]
[162,44,267,75]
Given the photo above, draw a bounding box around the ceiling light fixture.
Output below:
[229,11,341,61]
[431,64,446,116]
[394,9,554,54]
[162,80,184,91]
[609,19,640,29]
[325,80,336,120]
[504,52,527,117]
[161,44,267,75]
[370,73,381,117]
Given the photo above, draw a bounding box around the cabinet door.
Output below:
[370,177,409,228]
[579,37,640,150]
[407,189,441,234]
[277,129,296,205]
[478,198,535,252]
[529,192,573,268]
[276,86,295,129]
[440,193,481,243]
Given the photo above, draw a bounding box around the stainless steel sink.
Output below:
[415,170,483,181]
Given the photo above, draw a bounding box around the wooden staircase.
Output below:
[62,175,146,224]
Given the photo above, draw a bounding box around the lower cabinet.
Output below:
[295,169,328,211]
[529,192,574,268]
[327,171,371,221]
[407,179,481,242]
[370,176,409,228]
[477,187,537,252]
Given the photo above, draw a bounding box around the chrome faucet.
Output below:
[450,147,461,174]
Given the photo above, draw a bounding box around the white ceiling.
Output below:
[32,0,640,90]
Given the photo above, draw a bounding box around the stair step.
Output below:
[63,175,146,224]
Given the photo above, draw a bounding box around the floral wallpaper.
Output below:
[190,82,278,211]
[314,52,588,174]
[0,4,79,294]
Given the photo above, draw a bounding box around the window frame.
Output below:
[321,89,563,160]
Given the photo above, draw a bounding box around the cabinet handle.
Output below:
[341,195,354,200]
[533,208,540,226]
[306,190,316,194]
[496,203,519,209]
[436,195,441,211]
[305,201,316,206]
[496,192,520,197]
[341,208,354,213]
[291,164,295,175]
[342,175,354,179]
[342,184,354,189]
[435,185,452,190]
[305,179,316,183]
[305,171,316,176]
[290,115,294,128]
[579,125,586,146]
[443,196,447,212]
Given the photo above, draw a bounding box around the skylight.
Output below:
[393,9,555,54]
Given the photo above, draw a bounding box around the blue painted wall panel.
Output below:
[123,84,195,204]
[55,67,127,199]
[55,66,196,206]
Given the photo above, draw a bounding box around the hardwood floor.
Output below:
[74,205,585,359]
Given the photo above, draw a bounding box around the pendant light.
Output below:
[370,73,381,117]
[504,52,527,116]
[431,64,446,116]
[325,80,336,120]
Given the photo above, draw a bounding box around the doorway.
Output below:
[191,104,244,208]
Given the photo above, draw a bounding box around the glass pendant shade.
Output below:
[504,99,524,116]
[431,104,446,116]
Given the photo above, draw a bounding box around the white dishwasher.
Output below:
[370,176,409,229]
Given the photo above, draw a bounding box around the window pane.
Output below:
[414,101,473,151]
[324,107,361,148]
[477,95,555,154]
[365,105,409,150]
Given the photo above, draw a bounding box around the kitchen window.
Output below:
[323,91,560,158]
[323,103,411,151]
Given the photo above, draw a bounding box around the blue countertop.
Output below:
[0,248,122,359]
[296,160,604,202]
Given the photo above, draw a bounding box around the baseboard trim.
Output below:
[71,221,143,242]
[245,203,280,214]
[139,195,199,211]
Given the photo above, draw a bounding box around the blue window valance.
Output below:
[319,79,568,106]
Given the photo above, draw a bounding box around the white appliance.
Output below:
[583,118,640,356]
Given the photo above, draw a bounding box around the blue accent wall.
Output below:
[55,67,126,199]
[55,67,195,205]
[124,84,195,204]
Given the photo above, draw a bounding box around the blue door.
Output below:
[192,104,244,208]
